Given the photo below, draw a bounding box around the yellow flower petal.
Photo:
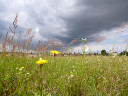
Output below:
[36,59,48,65]
[50,50,60,56]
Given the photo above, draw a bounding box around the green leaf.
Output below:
[31,90,39,96]
[46,93,51,96]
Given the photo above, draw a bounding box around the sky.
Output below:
[0,0,128,54]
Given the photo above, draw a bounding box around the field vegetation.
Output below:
[0,14,128,96]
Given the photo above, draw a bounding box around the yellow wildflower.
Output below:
[36,59,48,65]
[50,50,60,57]
[27,73,30,74]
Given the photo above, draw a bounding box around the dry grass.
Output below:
[1,14,128,58]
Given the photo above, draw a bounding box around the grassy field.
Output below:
[0,14,128,96]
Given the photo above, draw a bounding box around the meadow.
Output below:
[0,14,128,96]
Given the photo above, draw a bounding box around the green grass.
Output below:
[0,54,128,95]
[0,14,128,96]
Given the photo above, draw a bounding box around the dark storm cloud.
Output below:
[0,0,128,53]
[54,0,128,49]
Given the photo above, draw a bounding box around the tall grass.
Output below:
[0,14,128,96]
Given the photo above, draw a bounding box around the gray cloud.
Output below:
[0,0,128,54]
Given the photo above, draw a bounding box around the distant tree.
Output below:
[124,51,128,56]
[122,51,128,56]
[119,50,128,56]
[119,52,123,56]
[93,52,97,55]
[101,50,107,56]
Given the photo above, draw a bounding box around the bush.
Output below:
[101,50,107,56]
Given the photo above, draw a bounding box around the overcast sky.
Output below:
[0,0,128,54]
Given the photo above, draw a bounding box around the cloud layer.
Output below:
[0,0,128,54]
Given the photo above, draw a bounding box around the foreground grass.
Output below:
[0,54,128,96]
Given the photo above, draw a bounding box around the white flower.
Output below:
[70,74,74,79]
[19,68,22,70]
[39,58,42,60]
[16,67,18,70]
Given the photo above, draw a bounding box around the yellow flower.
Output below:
[50,50,60,57]
[36,59,48,65]
[21,67,24,69]
[6,54,8,56]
